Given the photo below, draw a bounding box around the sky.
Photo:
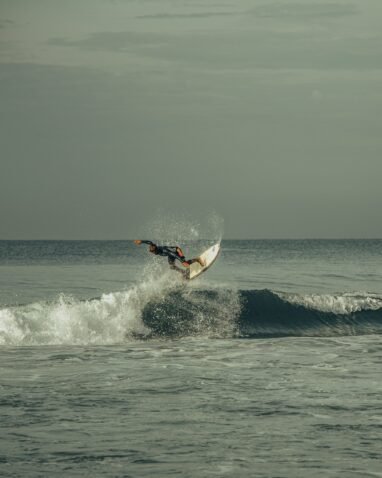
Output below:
[0,0,381,239]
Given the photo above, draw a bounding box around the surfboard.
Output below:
[187,242,221,280]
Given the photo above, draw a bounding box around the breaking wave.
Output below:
[1,283,382,346]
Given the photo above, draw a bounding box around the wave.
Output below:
[1,283,382,345]
[238,290,382,338]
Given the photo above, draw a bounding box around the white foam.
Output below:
[0,266,185,346]
[0,261,239,345]
[0,291,139,346]
[280,292,382,314]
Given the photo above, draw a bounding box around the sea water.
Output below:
[1,240,382,477]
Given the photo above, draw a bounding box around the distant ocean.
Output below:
[1,240,382,477]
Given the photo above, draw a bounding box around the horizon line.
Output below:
[1,238,381,241]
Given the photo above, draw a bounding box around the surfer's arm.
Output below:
[134,240,155,246]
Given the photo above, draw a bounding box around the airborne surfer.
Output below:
[134,240,205,273]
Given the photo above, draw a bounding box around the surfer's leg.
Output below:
[187,257,205,267]
[168,256,176,268]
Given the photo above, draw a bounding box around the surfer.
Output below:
[134,240,205,271]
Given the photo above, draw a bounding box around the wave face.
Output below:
[238,290,382,338]
[1,285,382,346]
[141,288,382,338]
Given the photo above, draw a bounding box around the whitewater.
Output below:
[1,239,382,477]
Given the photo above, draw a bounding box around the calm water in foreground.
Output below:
[1,240,382,477]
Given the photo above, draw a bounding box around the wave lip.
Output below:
[279,291,382,314]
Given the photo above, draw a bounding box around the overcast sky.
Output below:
[1,0,381,239]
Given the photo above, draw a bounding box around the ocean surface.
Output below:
[1,239,382,477]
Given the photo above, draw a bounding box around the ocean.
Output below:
[1,239,382,477]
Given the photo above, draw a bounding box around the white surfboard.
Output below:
[187,242,221,280]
